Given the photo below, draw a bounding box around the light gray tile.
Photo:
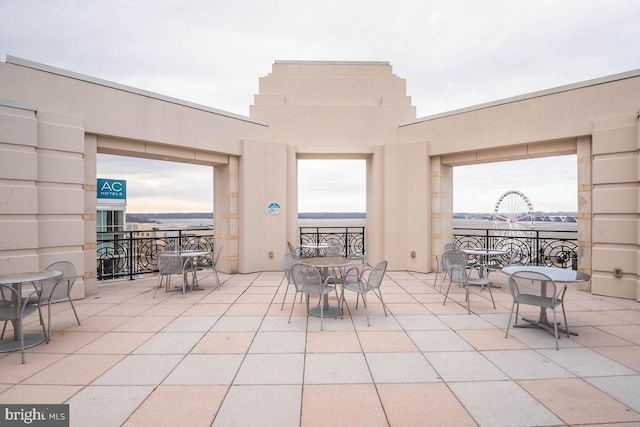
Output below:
[539,347,637,377]
[163,354,244,385]
[260,315,308,332]
[449,381,563,427]
[426,352,509,382]
[394,314,449,330]
[351,314,402,330]
[234,353,304,385]
[162,316,219,332]
[212,385,302,427]
[211,315,264,332]
[408,330,474,352]
[587,375,640,413]
[133,332,204,354]
[68,385,154,427]
[437,314,495,330]
[304,353,372,384]
[366,352,441,383]
[93,355,183,385]
[249,331,306,353]
[482,350,575,380]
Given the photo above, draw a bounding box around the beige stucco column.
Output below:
[431,156,453,272]
[576,136,592,292]
[591,114,639,300]
[214,155,240,274]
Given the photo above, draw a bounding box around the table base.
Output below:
[308,306,341,318]
[0,332,46,353]
[515,317,578,336]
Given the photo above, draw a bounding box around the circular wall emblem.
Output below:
[268,202,281,216]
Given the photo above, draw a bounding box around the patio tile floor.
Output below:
[1,267,640,426]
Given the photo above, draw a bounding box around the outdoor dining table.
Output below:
[176,250,210,290]
[299,257,352,318]
[502,265,591,336]
[462,248,507,285]
[0,270,62,352]
[299,243,330,257]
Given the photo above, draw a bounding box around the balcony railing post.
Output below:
[128,231,134,281]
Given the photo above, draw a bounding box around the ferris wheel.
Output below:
[493,190,535,236]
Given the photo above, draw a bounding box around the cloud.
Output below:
[2,0,637,213]
[97,154,213,213]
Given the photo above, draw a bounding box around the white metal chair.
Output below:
[154,251,189,297]
[287,241,301,258]
[339,260,388,327]
[324,241,343,257]
[486,250,518,276]
[288,263,336,331]
[442,250,495,314]
[208,245,224,289]
[0,284,46,363]
[433,243,455,289]
[28,261,81,341]
[505,270,569,350]
[280,252,300,310]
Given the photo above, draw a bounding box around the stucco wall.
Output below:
[2,56,640,299]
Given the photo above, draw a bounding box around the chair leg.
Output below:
[43,303,51,342]
[505,302,516,338]
[36,304,48,343]
[433,257,440,287]
[443,281,453,306]
[68,297,81,325]
[153,274,163,298]
[561,303,570,338]
[552,307,559,350]
[487,283,496,309]
[213,266,221,289]
[362,293,370,327]
[280,282,290,310]
[320,294,324,331]
[19,319,25,364]
[465,284,471,314]
[374,289,388,316]
[287,290,297,323]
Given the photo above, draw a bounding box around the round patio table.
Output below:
[502,265,591,336]
[299,257,352,318]
[0,270,62,352]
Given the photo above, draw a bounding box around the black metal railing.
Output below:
[453,228,578,269]
[96,225,575,280]
[97,229,215,281]
[299,227,365,258]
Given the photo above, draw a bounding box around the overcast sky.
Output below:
[1,0,638,213]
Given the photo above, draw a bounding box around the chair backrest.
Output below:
[508,271,561,303]
[442,250,467,282]
[282,253,298,283]
[347,253,366,272]
[44,261,77,301]
[488,250,518,269]
[365,260,387,291]
[325,242,343,257]
[290,263,321,292]
[213,245,224,265]
[443,243,455,251]
[158,251,185,275]
[0,284,21,321]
